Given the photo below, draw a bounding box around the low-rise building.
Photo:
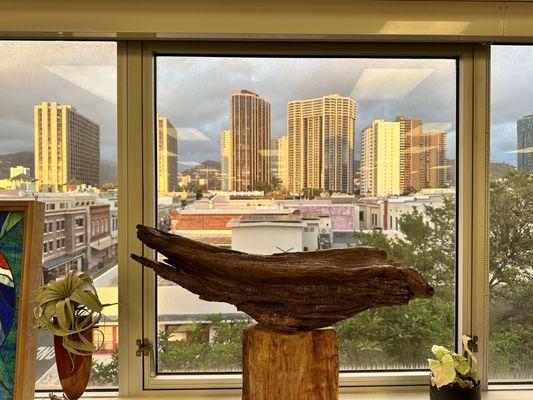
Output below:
[88,200,117,272]
[228,214,323,254]
[40,194,95,283]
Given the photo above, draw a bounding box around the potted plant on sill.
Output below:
[428,335,481,400]
[34,271,112,400]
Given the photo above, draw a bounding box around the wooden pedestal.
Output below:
[242,325,339,400]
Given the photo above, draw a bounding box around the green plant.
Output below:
[34,271,112,355]
[90,351,119,386]
[428,335,479,389]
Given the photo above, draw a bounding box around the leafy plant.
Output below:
[34,271,112,355]
[428,335,479,389]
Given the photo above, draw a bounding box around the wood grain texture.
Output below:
[242,325,339,400]
[54,328,93,400]
[131,225,435,331]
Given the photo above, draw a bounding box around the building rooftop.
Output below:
[237,214,303,223]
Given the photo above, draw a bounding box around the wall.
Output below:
[3,1,533,41]
[231,224,303,254]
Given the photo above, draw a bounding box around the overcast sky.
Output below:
[0,42,531,168]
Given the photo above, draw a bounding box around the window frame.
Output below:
[117,41,490,396]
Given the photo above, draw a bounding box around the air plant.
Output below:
[34,271,112,355]
[428,335,479,389]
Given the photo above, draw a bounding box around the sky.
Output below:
[0,42,532,168]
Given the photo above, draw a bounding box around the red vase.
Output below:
[53,328,93,400]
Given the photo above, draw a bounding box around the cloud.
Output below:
[424,122,453,132]
[4,43,532,170]
[179,161,201,167]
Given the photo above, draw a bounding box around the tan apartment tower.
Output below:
[230,90,271,191]
[425,130,448,188]
[220,129,233,191]
[360,125,375,196]
[288,94,356,194]
[396,115,425,193]
[157,116,178,193]
[275,135,289,191]
[34,102,99,192]
[360,120,402,197]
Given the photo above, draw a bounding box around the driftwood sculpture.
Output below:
[131,224,434,399]
[131,225,434,330]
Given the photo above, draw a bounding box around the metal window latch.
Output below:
[469,335,479,353]
[136,338,153,357]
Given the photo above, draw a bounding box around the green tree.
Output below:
[90,351,119,386]
[158,315,249,372]
[337,197,457,369]
[489,172,533,378]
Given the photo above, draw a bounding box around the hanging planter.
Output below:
[34,271,114,400]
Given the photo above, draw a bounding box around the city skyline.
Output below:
[1,43,532,169]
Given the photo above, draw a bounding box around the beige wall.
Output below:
[3,1,533,40]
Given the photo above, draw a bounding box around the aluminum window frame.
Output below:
[117,41,490,397]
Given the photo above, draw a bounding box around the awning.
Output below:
[90,236,118,251]
[42,254,82,271]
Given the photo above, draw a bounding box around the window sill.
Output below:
[35,389,533,400]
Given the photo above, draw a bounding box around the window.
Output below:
[489,45,533,382]
[153,52,457,377]
[0,41,118,391]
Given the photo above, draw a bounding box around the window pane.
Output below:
[0,41,118,390]
[155,56,457,373]
[489,45,533,382]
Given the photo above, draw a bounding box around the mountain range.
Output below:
[0,152,117,184]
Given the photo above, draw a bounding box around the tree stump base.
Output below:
[242,324,339,400]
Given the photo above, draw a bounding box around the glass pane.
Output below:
[0,41,118,390]
[489,45,533,382]
[155,56,457,373]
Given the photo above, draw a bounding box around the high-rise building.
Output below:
[360,125,375,196]
[157,116,178,193]
[276,135,289,191]
[396,115,424,193]
[288,94,356,194]
[374,120,401,197]
[230,90,271,191]
[425,130,448,188]
[360,118,448,197]
[34,102,100,192]
[517,115,533,172]
[220,129,233,191]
